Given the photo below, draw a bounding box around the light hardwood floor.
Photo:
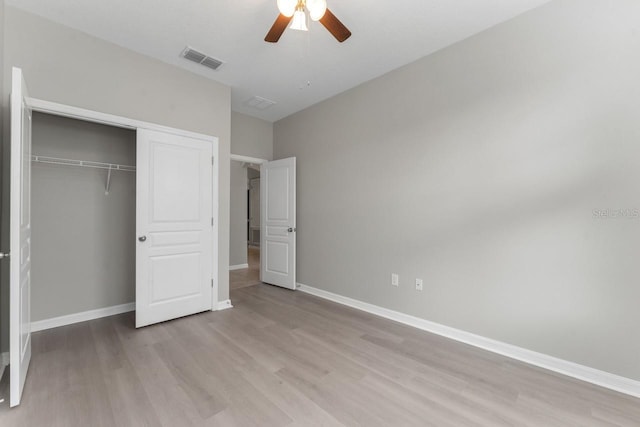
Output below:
[1,275,639,426]
[230,246,260,290]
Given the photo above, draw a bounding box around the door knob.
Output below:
[138,236,147,242]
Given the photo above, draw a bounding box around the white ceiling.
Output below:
[7,0,551,122]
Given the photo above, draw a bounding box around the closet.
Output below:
[9,66,219,407]
[27,112,218,330]
[31,113,137,327]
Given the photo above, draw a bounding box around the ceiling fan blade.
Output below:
[319,9,352,42]
[265,14,293,43]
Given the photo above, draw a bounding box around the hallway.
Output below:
[230,246,260,290]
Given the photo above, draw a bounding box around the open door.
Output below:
[260,157,296,290]
[9,67,33,407]
[136,129,214,327]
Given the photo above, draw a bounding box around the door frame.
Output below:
[230,154,268,166]
[23,96,221,311]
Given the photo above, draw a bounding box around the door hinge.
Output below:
[0,252,10,260]
[211,279,214,288]
[212,156,214,165]
[211,217,214,226]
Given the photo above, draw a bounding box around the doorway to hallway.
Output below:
[230,246,260,290]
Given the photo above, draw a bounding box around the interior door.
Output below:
[9,67,33,407]
[136,129,213,327]
[260,158,296,289]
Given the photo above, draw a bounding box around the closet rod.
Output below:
[31,155,136,172]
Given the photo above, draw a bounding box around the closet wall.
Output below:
[31,113,136,321]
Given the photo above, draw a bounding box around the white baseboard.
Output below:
[31,303,135,332]
[31,299,235,332]
[215,299,233,311]
[297,283,640,399]
[229,264,249,271]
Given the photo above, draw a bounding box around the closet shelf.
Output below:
[31,155,135,195]
[31,155,136,172]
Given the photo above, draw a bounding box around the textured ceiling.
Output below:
[7,0,552,122]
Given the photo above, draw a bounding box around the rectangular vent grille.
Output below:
[201,56,223,70]
[181,46,223,71]
[244,96,277,110]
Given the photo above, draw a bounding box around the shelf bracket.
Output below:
[105,165,113,195]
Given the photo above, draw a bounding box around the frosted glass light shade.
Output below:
[277,0,297,17]
[306,0,327,21]
[290,10,308,31]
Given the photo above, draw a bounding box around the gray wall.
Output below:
[230,112,273,160]
[1,7,231,352]
[274,0,640,381]
[229,112,273,268]
[248,168,260,180]
[229,161,248,267]
[31,113,136,321]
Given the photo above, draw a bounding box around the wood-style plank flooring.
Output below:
[1,270,639,425]
[230,246,260,291]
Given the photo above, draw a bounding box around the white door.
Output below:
[260,158,296,289]
[9,67,33,407]
[136,129,214,327]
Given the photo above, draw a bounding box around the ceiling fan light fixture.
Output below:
[306,0,327,21]
[277,0,297,17]
[290,9,308,31]
[265,0,351,43]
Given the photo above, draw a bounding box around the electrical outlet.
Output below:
[391,273,399,287]
[415,278,423,291]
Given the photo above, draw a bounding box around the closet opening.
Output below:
[9,71,220,407]
[30,112,136,330]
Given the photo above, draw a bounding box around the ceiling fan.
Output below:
[265,0,352,43]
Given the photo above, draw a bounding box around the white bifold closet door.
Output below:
[136,129,214,328]
[9,67,33,408]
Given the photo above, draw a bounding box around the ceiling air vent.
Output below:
[244,96,277,110]
[181,46,223,71]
